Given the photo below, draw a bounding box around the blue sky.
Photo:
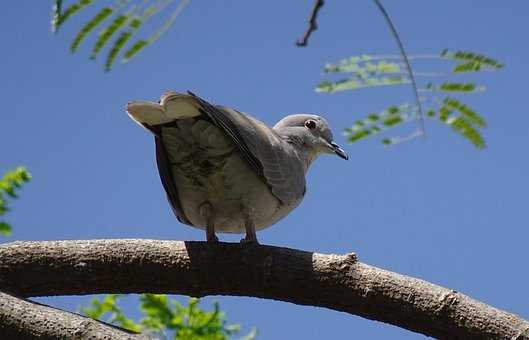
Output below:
[2,1,528,339]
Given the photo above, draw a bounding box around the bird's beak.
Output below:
[330,141,349,160]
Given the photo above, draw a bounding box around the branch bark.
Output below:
[296,0,324,46]
[0,239,527,339]
[0,291,149,339]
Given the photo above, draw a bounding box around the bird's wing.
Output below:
[154,135,191,225]
[188,92,306,205]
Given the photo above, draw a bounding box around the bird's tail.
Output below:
[126,91,201,127]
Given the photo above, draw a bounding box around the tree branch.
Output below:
[0,239,527,339]
[296,0,324,47]
[0,291,149,339]
[372,0,426,135]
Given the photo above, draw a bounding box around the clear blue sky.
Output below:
[2,1,528,339]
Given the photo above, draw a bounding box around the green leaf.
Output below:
[0,167,31,236]
[81,294,142,333]
[368,113,380,121]
[0,222,12,236]
[324,59,402,75]
[122,0,190,64]
[55,0,94,32]
[317,49,501,149]
[453,61,483,73]
[122,39,148,61]
[82,294,248,338]
[387,105,400,114]
[439,105,452,122]
[441,49,505,72]
[383,115,403,127]
[316,76,409,93]
[54,0,190,70]
[345,128,372,143]
[139,294,173,331]
[90,14,128,59]
[71,7,114,53]
[424,82,485,93]
[105,1,175,69]
[446,116,486,149]
[443,97,486,128]
[439,82,483,92]
[105,31,133,71]
[325,55,375,69]
[104,2,159,71]
[344,103,421,145]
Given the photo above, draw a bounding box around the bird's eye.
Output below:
[305,119,317,130]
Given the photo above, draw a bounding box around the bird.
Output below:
[126,91,348,244]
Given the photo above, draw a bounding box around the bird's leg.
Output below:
[200,202,218,244]
[240,205,259,245]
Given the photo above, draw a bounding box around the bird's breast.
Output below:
[160,119,288,233]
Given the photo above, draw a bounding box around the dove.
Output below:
[126,91,347,244]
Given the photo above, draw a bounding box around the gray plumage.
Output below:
[126,91,347,243]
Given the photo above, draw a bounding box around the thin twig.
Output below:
[296,0,325,47]
[51,0,62,33]
[372,0,426,135]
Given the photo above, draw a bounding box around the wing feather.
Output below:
[187,91,306,205]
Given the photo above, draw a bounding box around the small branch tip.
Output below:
[296,0,325,47]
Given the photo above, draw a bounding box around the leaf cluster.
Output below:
[52,0,189,71]
[319,50,503,149]
[81,294,257,339]
[0,167,31,236]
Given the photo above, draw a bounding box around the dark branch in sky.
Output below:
[296,0,325,47]
[372,0,426,135]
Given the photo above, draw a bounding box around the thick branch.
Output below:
[0,239,528,339]
[296,0,324,46]
[0,291,149,339]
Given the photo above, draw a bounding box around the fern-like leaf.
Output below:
[71,7,114,53]
[107,1,181,69]
[423,82,485,93]
[316,76,409,93]
[90,15,129,59]
[55,0,94,32]
[443,97,486,128]
[445,116,486,149]
[324,60,402,75]
[105,31,133,71]
[104,4,158,71]
[441,49,505,73]
[344,104,415,143]
[0,167,31,236]
[122,0,189,64]
[122,39,148,61]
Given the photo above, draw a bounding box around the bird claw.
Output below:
[240,236,259,245]
[206,234,219,244]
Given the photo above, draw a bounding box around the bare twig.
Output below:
[296,0,325,47]
[1,239,528,339]
[372,0,426,135]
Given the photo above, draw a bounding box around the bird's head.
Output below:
[273,114,348,163]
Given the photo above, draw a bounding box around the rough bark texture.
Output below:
[0,291,149,339]
[0,239,528,339]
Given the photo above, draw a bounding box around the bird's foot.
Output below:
[240,235,259,245]
[206,234,219,244]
